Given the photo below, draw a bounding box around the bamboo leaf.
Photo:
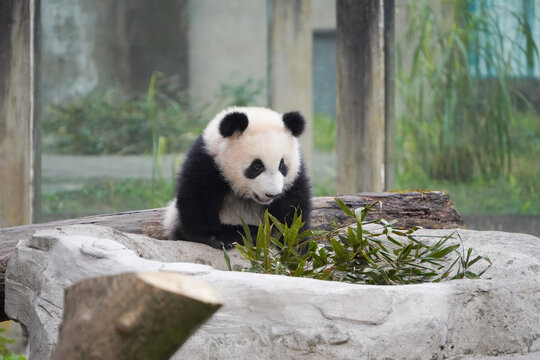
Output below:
[334,198,355,217]
[429,244,460,259]
[223,246,232,271]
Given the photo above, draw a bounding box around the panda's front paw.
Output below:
[202,236,236,250]
[220,240,236,250]
[211,235,236,249]
[201,235,224,249]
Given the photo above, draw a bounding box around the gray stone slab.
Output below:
[4,225,540,359]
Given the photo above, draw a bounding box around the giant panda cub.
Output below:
[163,106,312,248]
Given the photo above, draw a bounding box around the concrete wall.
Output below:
[187,0,268,104]
[39,0,336,111]
[187,0,336,107]
[268,0,314,171]
[40,0,189,108]
[312,0,336,30]
[188,0,321,170]
[40,0,129,106]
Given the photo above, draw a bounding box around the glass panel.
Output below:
[39,0,335,221]
[313,30,337,196]
[40,1,194,221]
[38,0,539,237]
[395,0,540,235]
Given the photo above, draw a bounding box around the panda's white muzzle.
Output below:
[252,172,284,205]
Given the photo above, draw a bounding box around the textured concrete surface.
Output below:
[5,225,540,359]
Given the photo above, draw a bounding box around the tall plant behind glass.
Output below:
[397,0,538,181]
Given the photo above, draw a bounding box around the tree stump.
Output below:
[51,272,223,360]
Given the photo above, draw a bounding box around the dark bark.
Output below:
[311,191,464,230]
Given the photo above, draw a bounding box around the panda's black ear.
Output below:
[219,112,249,137]
[282,111,305,137]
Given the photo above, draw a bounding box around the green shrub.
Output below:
[42,76,206,155]
[42,75,266,156]
[226,199,491,285]
[312,176,336,197]
[313,113,336,152]
[41,179,175,221]
[0,328,26,360]
[216,77,265,107]
[397,0,538,180]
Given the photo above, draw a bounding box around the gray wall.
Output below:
[39,0,337,111]
[40,0,189,108]
[187,0,268,104]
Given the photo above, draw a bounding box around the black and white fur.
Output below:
[163,107,312,248]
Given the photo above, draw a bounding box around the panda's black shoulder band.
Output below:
[219,112,249,137]
[282,111,305,137]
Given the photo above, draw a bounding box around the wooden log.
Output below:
[51,272,222,360]
[311,191,463,231]
[0,191,463,321]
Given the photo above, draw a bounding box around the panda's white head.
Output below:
[203,107,304,205]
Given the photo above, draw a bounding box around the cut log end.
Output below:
[137,272,223,305]
[51,272,223,360]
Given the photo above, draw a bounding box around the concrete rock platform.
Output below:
[5,225,540,359]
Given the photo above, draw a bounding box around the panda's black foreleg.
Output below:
[218,224,259,248]
[176,228,230,249]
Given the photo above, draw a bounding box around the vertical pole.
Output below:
[266,0,274,109]
[268,0,313,173]
[336,0,386,193]
[32,0,41,223]
[0,0,40,227]
[384,0,395,190]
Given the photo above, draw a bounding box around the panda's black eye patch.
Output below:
[279,158,288,176]
[245,159,265,179]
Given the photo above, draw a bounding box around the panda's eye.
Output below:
[279,158,288,176]
[244,159,265,179]
[253,160,264,171]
